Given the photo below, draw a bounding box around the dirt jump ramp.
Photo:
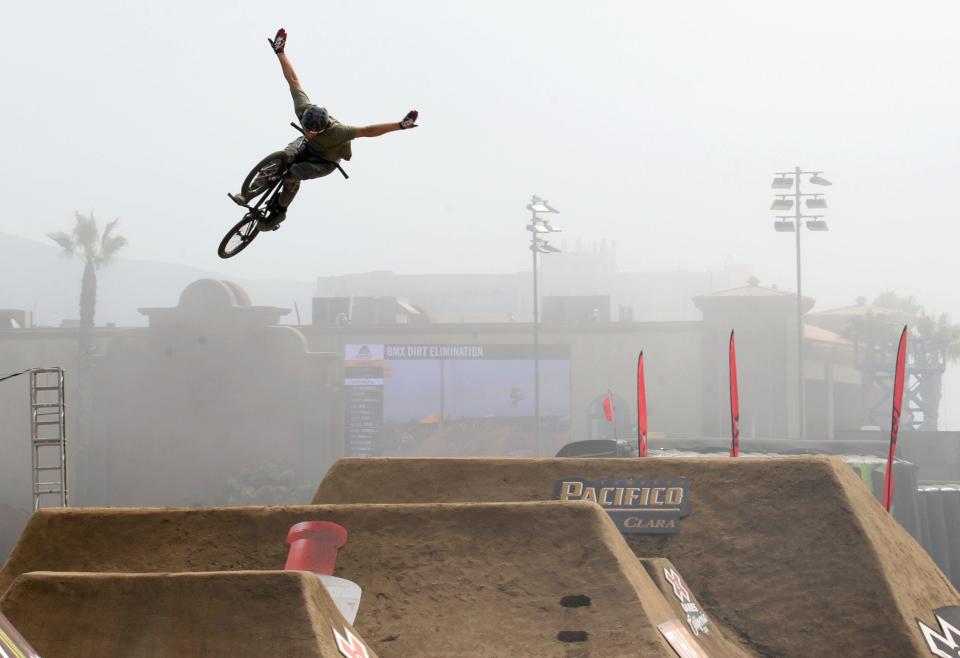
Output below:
[313,456,960,657]
[0,501,745,657]
[0,570,373,658]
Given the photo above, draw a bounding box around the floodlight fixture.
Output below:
[542,220,562,232]
[772,176,794,189]
[531,243,561,254]
[528,195,559,214]
[806,197,827,209]
[527,223,550,233]
[809,175,832,186]
[533,237,561,253]
[806,219,829,231]
[771,199,794,211]
[774,220,796,232]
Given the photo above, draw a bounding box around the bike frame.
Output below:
[220,122,350,257]
[233,163,287,221]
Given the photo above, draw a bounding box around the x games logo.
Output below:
[333,626,371,658]
[919,607,960,658]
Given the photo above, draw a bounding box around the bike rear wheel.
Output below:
[241,151,289,200]
[218,213,260,258]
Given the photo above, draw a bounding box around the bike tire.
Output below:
[241,151,289,200]
[218,214,260,259]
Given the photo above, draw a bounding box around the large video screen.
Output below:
[344,344,570,457]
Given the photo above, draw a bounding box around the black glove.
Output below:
[399,110,419,129]
[268,28,287,54]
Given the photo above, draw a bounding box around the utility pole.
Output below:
[526,196,561,455]
[771,169,831,440]
[532,238,540,453]
[793,166,806,441]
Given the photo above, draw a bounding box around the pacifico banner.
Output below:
[553,477,690,534]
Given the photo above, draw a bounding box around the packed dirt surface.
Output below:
[0,570,373,658]
[0,501,743,657]
[314,456,960,657]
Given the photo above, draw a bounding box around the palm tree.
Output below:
[48,211,127,354]
[48,212,126,503]
[915,311,960,429]
[846,291,960,430]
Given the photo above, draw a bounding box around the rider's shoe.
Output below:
[228,192,249,206]
[258,202,287,231]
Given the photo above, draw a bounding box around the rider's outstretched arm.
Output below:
[276,51,303,93]
[355,123,403,138]
[268,29,303,93]
[355,111,419,137]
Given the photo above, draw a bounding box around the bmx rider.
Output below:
[229,28,418,229]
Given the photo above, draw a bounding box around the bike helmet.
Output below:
[301,105,329,132]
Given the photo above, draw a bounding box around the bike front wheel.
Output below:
[241,151,289,200]
[218,213,260,259]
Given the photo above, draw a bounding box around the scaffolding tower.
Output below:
[30,368,68,510]
[855,337,946,431]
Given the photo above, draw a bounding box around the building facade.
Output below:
[0,278,920,511]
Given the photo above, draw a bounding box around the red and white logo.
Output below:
[664,567,691,603]
[333,626,370,658]
[664,566,710,637]
[657,619,709,658]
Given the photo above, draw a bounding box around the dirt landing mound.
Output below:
[314,456,960,657]
[0,502,728,657]
[0,571,372,658]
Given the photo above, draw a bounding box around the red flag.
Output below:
[637,352,648,457]
[603,389,618,440]
[883,325,908,512]
[729,330,740,457]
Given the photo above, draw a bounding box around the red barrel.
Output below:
[284,521,348,575]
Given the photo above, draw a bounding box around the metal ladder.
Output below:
[30,368,68,511]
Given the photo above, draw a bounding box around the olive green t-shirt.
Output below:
[292,89,357,162]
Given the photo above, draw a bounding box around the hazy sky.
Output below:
[2,1,960,427]
[3,0,958,314]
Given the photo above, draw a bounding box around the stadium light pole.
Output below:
[527,196,561,456]
[770,168,831,440]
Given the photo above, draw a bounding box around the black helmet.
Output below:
[301,105,329,132]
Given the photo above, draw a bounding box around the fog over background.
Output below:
[2,1,959,423]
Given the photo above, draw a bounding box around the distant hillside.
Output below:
[0,233,315,327]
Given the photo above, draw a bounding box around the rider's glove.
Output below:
[268,28,287,54]
[399,110,419,129]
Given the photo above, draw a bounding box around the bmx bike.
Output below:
[217,150,290,259]
[217,123,348,259]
